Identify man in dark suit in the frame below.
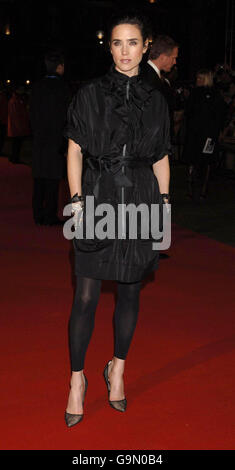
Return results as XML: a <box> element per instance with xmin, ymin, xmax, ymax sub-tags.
<box><xmin>30</xmin><ymin>50</ymin><xmax>70</xmax><ymax>225</ymax></box>
<box><xmin>143</xmin><ymin>36</ymin><xmax>178</xmax><ymax>259</ymax></box>
<box><xmin>143</xmin><ymin>35</ymin><xmax>178</xmax><ymax>141</ymax></box>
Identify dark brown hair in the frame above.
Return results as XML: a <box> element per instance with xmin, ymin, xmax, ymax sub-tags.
<box><xmin>149</xmin><ymin>35</ymin><xmax>178</xmax><ymax>60</ymax></box>
<box><xmin>107</xmin><ymin>9</ymin><xmax>151</xmax><ymax>44</ymax></box>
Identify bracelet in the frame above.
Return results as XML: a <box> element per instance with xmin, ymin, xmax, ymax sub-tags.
<box><xmin>71</xmin><ymin>201</ymin><xmax>84</xmax><ymax>216</ymax></box>
<box><xmin>161</xmin><ymin>193</ymin><xmax>170</xmax><ymax>202</ymax></box>
<box><xmin>70</xmin><ymin>193</ymin><xmax>84</xmax><ymax>203</ymax></box>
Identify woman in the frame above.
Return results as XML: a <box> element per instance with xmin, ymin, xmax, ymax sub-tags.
<box><xmin>63</xmin><ymin>12</ymin><xmax>171</xmax><ymax>427</ymax></box>
<box><xmin>8</xmin><ymin>87</ymin><xmax>31</xmax><ymax>164</ymax></box>
<box><xmin>183</xmin><ymin>69</ymin><xmax>227</xmax><ymax>201</ymax></box>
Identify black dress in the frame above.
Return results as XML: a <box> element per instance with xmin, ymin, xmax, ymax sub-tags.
<box><xmin>64</xmin><ymin>64</ymin><xmax>171</xmax><ymax>282</ymax></box>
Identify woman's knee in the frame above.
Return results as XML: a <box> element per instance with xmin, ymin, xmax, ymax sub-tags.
<box><xmin>117</xmin><ymin>281</ymin><xmax>141</xmax><ymax>304</ymax></box>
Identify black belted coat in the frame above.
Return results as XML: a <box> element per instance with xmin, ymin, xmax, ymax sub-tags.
<box><xmin>64</xmin><ymin>64</ymin><xmax>171</xmax><ymax>282</ymax></box>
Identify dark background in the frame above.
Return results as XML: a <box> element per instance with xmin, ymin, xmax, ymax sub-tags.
<box><xmin>0</xmin><ymin>0</ymin><xmax>230</xmax><ymax>84</ymax></box>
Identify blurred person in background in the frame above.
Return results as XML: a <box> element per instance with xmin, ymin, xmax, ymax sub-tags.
<box><xmin>30</xmin><ymin>50</ymin><xmax>70</xmax><ymax>226</ymax></box>
<box><xmin>142</xmin><ymin>35</ymin><xmax>178</xmax><ymax>259</ymax></box>
<box><xmin>220</xmin><ymin>94</ymin><xmax>235</xmax><ymax>172</ymax></box>
<box><xmin>214</xmin><ymin>65</ymin><xmax>234</xmax><ymax>105</ymax></box>
<box><xmin>183</xmin><ymin>69</ymin><xmax>227</xmax><ymax>202</ymax></box>
<box><xmin>143</xmin><ymin>35</ymin><xmax>178</xmax><ymax>144</ymax></box>
<box><xmin>7</xmin><ymin>86</ymin><xmax>31</xmax><ymax>164</ymax></box>
<box><xmin>173</xmin><ymin>83</ymin><xmax>191</xmax><ymax>161</ymax></box>
<box><xmin>0</xmin><ymin>85</ymin><xmax>8</xmax><ymax>155</ymax></box>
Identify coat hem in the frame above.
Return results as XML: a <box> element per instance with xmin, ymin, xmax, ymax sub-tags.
<box><xmin>74</xmin><ymin>255</ymin><xmax>159</xmax><ymax>282</ymax></box>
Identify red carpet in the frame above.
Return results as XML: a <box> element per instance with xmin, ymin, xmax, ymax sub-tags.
<box><xmin>1</xmin><ymin>158</ymin><xmax>235</xmax><ymax>450</ymax></box>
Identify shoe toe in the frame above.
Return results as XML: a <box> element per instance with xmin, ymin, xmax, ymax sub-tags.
<box><xmin>109</xmin><ymin>398</ymin><xmax>127</xmax><ymax>412</ymax></box>
<box><xmin>65</xmin><ymin>412</ymin><xmax>83</xmax><ymax>427</ymax></box>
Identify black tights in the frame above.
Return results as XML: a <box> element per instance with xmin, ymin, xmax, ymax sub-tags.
<box><xmin>69</xmin><ymin>276</ymin><xmax>142</xmax><ymax>371</ymax></box>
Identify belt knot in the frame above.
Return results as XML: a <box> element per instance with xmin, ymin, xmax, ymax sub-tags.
<box><xmin>84</xmin><ymin>153</ymin><xmax>134</xmax><ymax>199</ymax></box>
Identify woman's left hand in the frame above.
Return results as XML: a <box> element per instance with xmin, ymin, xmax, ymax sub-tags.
<box><xmin>71</xmin><ymin>201</ymin><xmax>84</xmax><ymax>231</ymax></box>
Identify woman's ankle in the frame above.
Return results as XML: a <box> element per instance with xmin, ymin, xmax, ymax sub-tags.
<box><xmin>70</xmin><ymin>370</ymin><xmax>85</xmax><ymax>387</ymax></box>
<box><xmin>110</xmin><ymin>357</ymin><xmax>125</xmax><ymax>374</ymax></box>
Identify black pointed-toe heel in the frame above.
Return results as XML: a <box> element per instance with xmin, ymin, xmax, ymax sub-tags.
<box><xmin>103</xmin><ymin>360</ymin><xmax>127</xmax><ymax>412</ymax></box>
<box><xmin>65</xmin><ymin>373</ymin><xmax>88</xmax><ymax>428</ymax></box>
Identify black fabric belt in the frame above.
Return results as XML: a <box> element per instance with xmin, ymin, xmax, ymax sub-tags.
<box><xmin>83</xmin><ymin>153</ymin><xmax>151</xmax><ymax>199</ymax></box>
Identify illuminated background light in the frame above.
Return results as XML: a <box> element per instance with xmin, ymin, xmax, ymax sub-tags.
<box><xmin>5</xmin><ymin>24</ymin><xmax>11</xmax><ymax>35</ymax></box>
<box><xmin>96</xmin><ymin>30</ymin><xmax>104</xmax><ymax>40</ymax></box>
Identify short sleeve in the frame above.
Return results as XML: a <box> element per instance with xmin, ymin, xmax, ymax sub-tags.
<box><xmin>63</xmin><ymin>87</ymin><xmax>88</xmax><ymax>151</ymax></box>
<box><xmin>151</xmin><ymin>95</ymin><xmax>172</xmax><ymax>165</ymax></box>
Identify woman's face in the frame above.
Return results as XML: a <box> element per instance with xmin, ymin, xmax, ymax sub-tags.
<box><xmin>196</xmin><ymin>74</ymin><xmax>206</xmax><ymax>87</ymax></box>
<box><xmin>110</xmin><ymin>23</ymin><xmax>148</xmax><ymax>77</ymax></box>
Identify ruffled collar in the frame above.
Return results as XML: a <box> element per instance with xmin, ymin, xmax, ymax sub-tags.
<box><xmin>99</xmin><ymin>62</ymin><xmax>155</xmax><ymax>150</ymax></box>
<box><xmin>101</xmin><ymin>63</ymin><xmax>154</xmax><ymax>111</ymax></box>
<box><xmin>108</xmin><ymin>63</ymin><xmax>142</xmax><ymax>84</ymax></box>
